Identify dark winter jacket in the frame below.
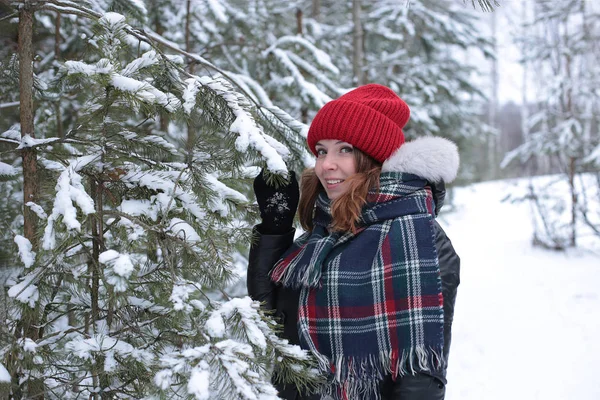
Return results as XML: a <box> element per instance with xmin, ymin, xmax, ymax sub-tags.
<box><xmin>247</xmin><ymin>137</ymin><xmax>460</xmax><ymax>399</ymax></box>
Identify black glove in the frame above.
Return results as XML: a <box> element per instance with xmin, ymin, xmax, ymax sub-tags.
<box><xmin>253</xmin><ymin>169</ymin><xmax>299</xmax><ymax>235</ymax></box>
<box><xmin>429</xmin><ymin>181</ymin><xmax>446</xmax><ymax>217</ymax></box>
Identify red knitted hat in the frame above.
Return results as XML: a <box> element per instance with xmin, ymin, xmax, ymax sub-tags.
<box><xmin>307</xmin><ymin>84</ymin><xmax>410</xmax><ymax>162</ymax></box>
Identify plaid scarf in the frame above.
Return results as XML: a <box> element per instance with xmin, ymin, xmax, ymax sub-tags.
<box><xmin>271</xmin><ymin>172</ymin><xmax>445</xmax><ymax>399</ymax></box>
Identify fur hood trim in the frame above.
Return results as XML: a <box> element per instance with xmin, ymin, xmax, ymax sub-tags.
<box><xmin>381</xmin><ymin>136</ymin><xmax>459</xmax><ymax>183</ymax></box>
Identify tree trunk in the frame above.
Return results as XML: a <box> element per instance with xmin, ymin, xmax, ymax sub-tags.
<box><xmin>88</xmin><ymin>178</ymin><xmax>101</xmax><ymax>400</ymax></box>
<box><xmin>185</xmin><ymin>0</ymin><xmax>195</xmax><ymax>156</ymax></box>
<box><xmin>54</xmin><ymin>12</ymin><xmax>64</xmax><ymax>138</ymax></box>
<box><xmin>488</xmin><ymin>10</ymin><xmax>499</xmax><ymax>179</ymax></box>
<box><xmin>312</xmin><ymin>0</ymin><xmax>321</xmax><ymax>22</ymax></box>
<box><xmin>562</xmin><ymin>17</ymin><xmax>577</xmax><ymax>248</ymax></box>
<box><xmin>520</xmin><ymin>1</ymin><xmax>529</xmax><ymax>145</ymax></box>
<box><xmin>568</xmin><ymin>156</ymin><xmax>577</xmax><ymax>247</ymax></box>
<box><xmin>185</xmin><ymin>0</ymin><xmax>193</xmax><ymax>74</ymax></box>
<box><xmin>296</xmin><ymin>7</ymin><xmax>303</xmax><ymax>35</ymax></box>
<box><xmin>297</xmin><ymin>8</ymin><xmax>308</xmax><ymax>123</ymax></box>
<box><xmin>54</xmin><ymin>12</ymin><xmax>60</xmax><ymax>59</ymax></box>
<box><xmin>580</xmin><ymin>0</ymin><xmax>592</xmax><ymax>150</ymax></box>
<box><xmin>17</xmin><ymin>5</ymin><xmax>44</xmax><ymax>399</ymax></box>
<box><xmin>352</xmin><ymin>0</ymin><xmax>364</xmax><ymax>86</ymax></box>
<box><xmin>519</xmin><ymin>1</ymin><xmax>533</xmax><ymax>177</ymax></box>
<box><xmin>20</xmin><ymin>4</ymin><xmax>38</xmax><ymax>249</ymax></box>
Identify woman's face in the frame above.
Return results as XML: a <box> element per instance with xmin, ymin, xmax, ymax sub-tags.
<box><xmin>314</xmin><ymin>140</ymin><xmax>358</xmax><ymax>200</ymax></box>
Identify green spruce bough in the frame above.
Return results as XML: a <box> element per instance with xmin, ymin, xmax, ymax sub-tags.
<box><xmin>2</xmin><ymin>12</ymin><xmax>321</xmax><ymax>399</ymax></box>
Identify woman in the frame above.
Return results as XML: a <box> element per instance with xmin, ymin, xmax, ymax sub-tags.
<box><xmin>248</xmin><ymin>84</ymin><xmax>460</xmax><ymax>400</ymax></box>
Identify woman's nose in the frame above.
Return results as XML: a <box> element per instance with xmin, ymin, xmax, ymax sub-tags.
<box><xmin>322</xmin><ymin>154</ymin><xmax>337</xmax><ymax>170</ymax></box>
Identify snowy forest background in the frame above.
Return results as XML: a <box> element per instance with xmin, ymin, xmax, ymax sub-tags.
<box><xmin>0</xmin><ymin>0</ymin><xmax>599</xmax><ymax>399</ymax></box>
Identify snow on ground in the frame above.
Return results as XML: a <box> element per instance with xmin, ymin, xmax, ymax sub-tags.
<box><xmin>442</xmin><ymin>178</ymin><xmax>600</xmax><ymax>400</ymax></box>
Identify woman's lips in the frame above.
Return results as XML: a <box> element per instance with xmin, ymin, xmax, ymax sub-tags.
<box><xmin>325</xmin><ymin>179</ymin><xmax>344</xmax><ymax>189</ymax></box>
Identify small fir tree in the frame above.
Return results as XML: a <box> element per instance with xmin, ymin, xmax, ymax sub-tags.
<box><xmin>1</xmin><ymin>9</ymin><xmax>321</xmax><ymax>399</ymax></box>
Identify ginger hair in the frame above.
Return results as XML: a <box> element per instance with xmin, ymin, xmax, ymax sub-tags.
<box><xmin>298</xmin><ymin>149</ymin><xmax>381</xmax><ymax>233</ymax></box>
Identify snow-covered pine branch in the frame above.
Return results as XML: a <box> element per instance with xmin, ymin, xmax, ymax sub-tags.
<box><xmin>155</xmin><ymin>297</ymin><xmax>322</xmax><ymax>400</ymax></box>
<box><xmin>266</xmin><ymin>48</ymin><xmax>331</xmax><ymax>108</ymax></box>
<box><xmin>264</xmin><ymin>35</ymin><xmax>340</xmax><ymax>75</ymax></box>
<box><xmin>182</xmin><ymin>75</ymin><xmax>290</xmax><ymax>174</ymax></box>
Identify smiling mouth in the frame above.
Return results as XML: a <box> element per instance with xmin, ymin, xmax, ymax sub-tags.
<box><xmin>325</xmin><ymin>179</ymin><xmax>344</xmax><ymax>185</ymax></box>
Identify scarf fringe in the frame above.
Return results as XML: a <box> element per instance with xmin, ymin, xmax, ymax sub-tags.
<box><xmin>313</xmin><ymin>346</ymin><xmax>445</xmax><ymax>400</ymax></box>
<box><xmin>271</xmin><ymin>239</ymin><xmax>326</xmax><ymax>289</ymax></box>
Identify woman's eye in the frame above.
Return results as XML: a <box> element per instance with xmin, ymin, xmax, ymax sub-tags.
<box><xmin>316</xmin><ymin>149</ymin><xmax>326</xmax><ymax>156</ymax></box>
<box><xmin>340</xmin><ymin>146</ymin><xmax>353</xmax><ymax>153</ymax></box>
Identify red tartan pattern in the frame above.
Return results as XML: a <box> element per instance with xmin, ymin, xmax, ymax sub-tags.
<box><xmin>271</xmin><ymin>172</ymin><xmax>445</xmax><ymax>400</ymax></box>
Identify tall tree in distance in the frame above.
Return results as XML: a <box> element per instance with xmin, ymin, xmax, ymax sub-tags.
<box><xmin>487</xmin><ymin>8</ymin><xmax>499</xmax><ymax>179</ymax></box>
<box><xmin>503</xmin><ymin>0</ymin><xmax>600</xmax><ymax>249</ymax></box>
<box><xmin>352</xmin><ymin>0</ymin><xmax>364</xmax><ymax>86</ymax></box>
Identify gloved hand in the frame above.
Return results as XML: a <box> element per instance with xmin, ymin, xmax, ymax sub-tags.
<box><xmin>253</xmin><ymin>169</ymin><xmax>299</xmax><ymax>235</ymax></box>
<box><xmin>429</xmin><ymin>181</ymin><xmax>446</xmax><ymax>217</ymax></box>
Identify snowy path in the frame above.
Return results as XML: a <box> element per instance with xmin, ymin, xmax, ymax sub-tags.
<box><xmin>442</xmin><ymin>180</ymin><xmax>600</xmax><ymax>400</ymax></box>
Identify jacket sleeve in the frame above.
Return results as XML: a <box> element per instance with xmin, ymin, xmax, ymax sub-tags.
<box><xmin>433</xmin><ymin>220</ymin><xmax>460</xmax><ymax>376</ymax></box>
<box><xmin>247</xmin><ymin>225</ymin><xmax>296</xmax><ymax>311</ymax></box>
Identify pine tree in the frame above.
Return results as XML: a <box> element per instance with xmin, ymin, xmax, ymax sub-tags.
<box><xmin>1</xmin><ymin>3</ymin><xmax>321</xmax><ymax>398</ymax></box>
<box><xmin>502</xmin><ymin>0</ymin><xmax>600</xmax><ymax>249</ymax></box>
